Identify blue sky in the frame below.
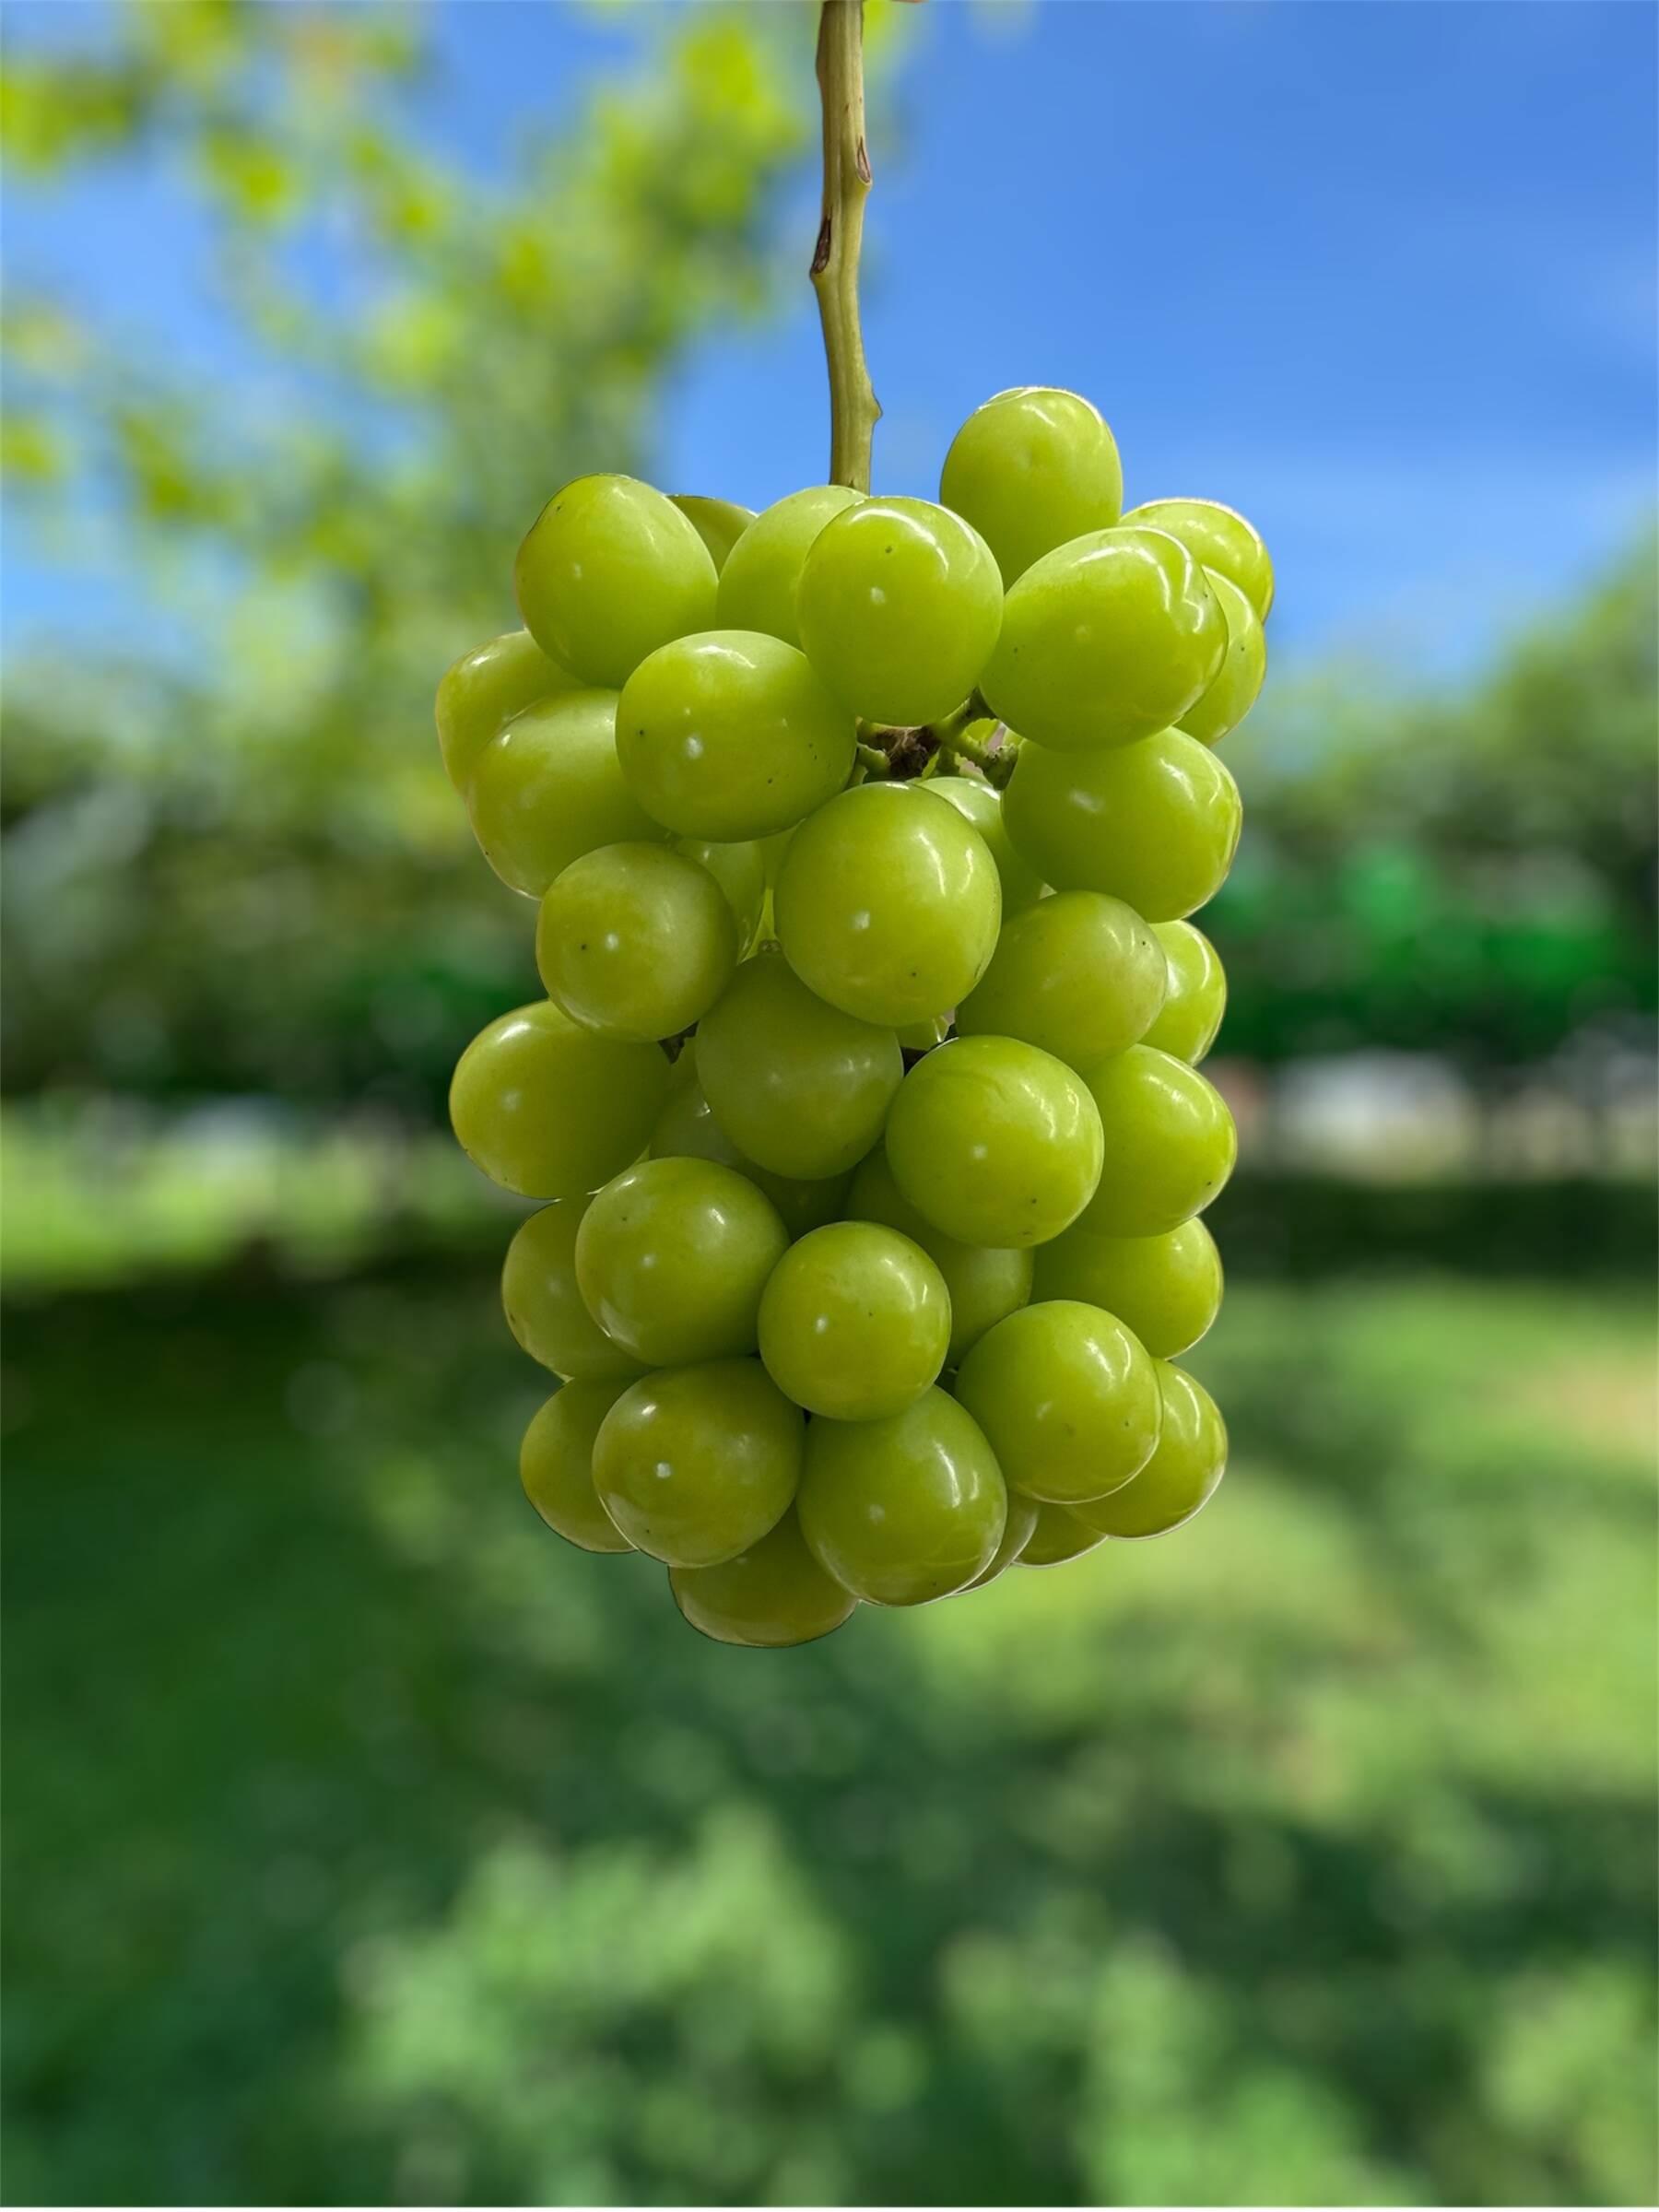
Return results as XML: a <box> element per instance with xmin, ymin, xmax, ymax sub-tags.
<box><xmin>6</xmin><ymin>0</ymin><xmax>1655</xmax><ymax>681</ymax></box>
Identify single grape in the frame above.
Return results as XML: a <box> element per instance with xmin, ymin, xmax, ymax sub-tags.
<box><xmin>449</xmin><ymin>1000</ymin><xmax>669</xmax><ymax>1199</ymax></box>
<box><xmin>844</xmin><ymin>1147</ymin><xmax>1032</xmax><ymax>1365</ymax></box>
<box><xmin>938</xmin><ymin>385</ymin><xmax>1123</xmax><ymax>584</ymax></box>
<box><xmin>501</xmin><ymin>1200</ymin><xmax>649</xmax><ymax>1382</ymax></box>
<box><xmin>982</xmin><ymin>525</ymin><xmax>1227</xmax><ymax>752</ymax></box>
<box><xmin>674</xmin><ymin>835</ymin><xmax>768</xmax><ymax>952</ymax></box>
<box><xmin>649</xmin><ymin>1048</ymin><xmax>850</xmax><ymax>1238</ymax></box>
<box><xmin>593</xmin><ymin>1358</ymin><xmax>802</xmax><ymax>1568</ymax></box>
<box><xmin>514</xmin><ymin>473</ymin><xmax>717</xmax><ymax>687</ymax></box>
<box><xmin>955</xmin><ymin>1299</ymin><xmax>1161</xmax><ymax>1504</ymax></box>
<box><xmin>795</xmin><ymin>496</ymin><xmax>1004</xmax><ymax>726</ymax></box>
<box><xmin>715</xmin><ymin>484</ymin><xmax>864</xmax><ymax>647</ymax></box>
<box><xmin>669</xmin><ymin>1507</ymin><xmax>857</xmax><ymax>1648</ymax></box>
<box><xmin>883</xmin><ymin>1035</ymin><xmax>1102</xmax><ymax>1250</ymax></box>
<box><xmin>966</xmin><ymin>1486</ymin><xmax>1041</xmax><ymax>1588</ymax></box>
<box><xmin>1017</xmin><ymin>1500</ymin><xmax>1109</xmax><ymax>1568</ymax></box>
<box><xmin>758</xmin><ymin>1220</ymin><xmax>950</xmax><ymax>1420</ymax></box>
<box><xmin>925</xmin><ymin>772</ymin><xmax>1046</xmax><ymax>916</ymax></box>
<box><xmin>1069</xmin><ymin>1362</ymin><xmax>1228</xmax><ymax>1539</ymax></box>
<box><xmin>1080</xmin><ymin>1045</ymin><xmax>1238</xmax><ymax>1237</ymax></box>
<box><xmin>536</xmin><ymin>841</ymin><xmax>736</xmax><ymax>1043</ymax></box>
<box><xmin>467</xmin><ymin>689</ymin><xmax>662</xmax><ymax>900</ymax></box>
<box><xmin>956</xmin><ymin>889</ymin><xmax>1168</xmax><ymax>1070</ymax></box>
<box><xmin>670</xmin><ymin>494</ymin><xmax>756</xmax><ymax>573</ymax></box>
<box><xmin>1144</xmin><ymin>921</ymin><xmax>1227</xmax><ymax>1065</ymax></box>
<box><xmin>774</xmin><ymin>782</ymin><xmax>1001</xmax><ymax>1028</ymax></box>
<box><xmin>575</xmin><ymin>1157</ymin><xmax>788</xmax><ymax>1368</ymax></box>
<box><xmin>1179</xmin><ymin>570</ymin><xmax>1266</xmax><ymax>746</ymax></box>
<box><xmin>1121</xmin><ymin>496</ymin><xmax>1274</xmax><ymax>621</ymax></box>
<box><xmin>520</xmin><ymin>1381</ymin><xmax>635</xmax><ymax>1554</ymax></box>
<box><xmin>1031</xmin><ymin>1217</ymin><xmax>1223</xmax><ymax>1359</ymax></box>
<box><xmin>617</xmin><ymin>630</ymin><xmax>856</xmax><ymax>841</ymax></box>
<box><xmin>796</xmin><ymin>1387</ymin><xmax>1006</xmax><ymax>1606</ymax></box>
<box><xmin>435</xmin><ymin>628</ymin><xmax>579</xmax><ymax>792</ymax></box>
<box><xmin>1003</xmin><ymin>726</ymin><xmax>1241</xmax><ymax>922</ymax></box>
<box><xmin>697</xmin><ymin>950</ymin><xmax>902</xmax><ymax>1181</ymax></box>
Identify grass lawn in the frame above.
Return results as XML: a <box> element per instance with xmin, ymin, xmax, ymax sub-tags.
<box><xmin>4</xmin><ymin>1261</ymin><xmax>1654</xmax><ymax>2206</ymax></box>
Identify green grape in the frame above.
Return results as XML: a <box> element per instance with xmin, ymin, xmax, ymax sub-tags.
<box><xmin>926</xmin><ymin>773</ymin><xmax>1046</xmax><ymax>915</ymax></box>
<box><xmin>449</xmin><ymin>1000</ymin><xmax>669</xmax><ymax>1200</ymax></box>
<box><xmin>649</xmin><ymin>1048</ymin><xmax>849</xmax><ymax>1238</ymax></box>
<box><xmin>514</xmin><ymin>473</ymin><xmax>718</xmax><ymax>687</ymax></box>
<box><xmin>670</xmin><ymin>1507</ymin><xmax>857</xmax><ymax>1648</ymax></box>
<box><xmin>593</xmin><ymin>1357</ymin><xmax>802</xmax><ymax>1568</ymax></box>
<box><xmin>467</xmin><ymin>689</ymin><xmax>662</xmax><ymax>900</ymax></box>
<box><xmin>675</xmin><ymin>835</ymin><xmax>768</xmax><ymax>952</ymax></box>
<box><xmin>1144</xmin><ymin>921</ymin><xmax>1227</xmax><ymax>1065</ymax></box>
<box><xmin>617</xmin><ymin>630</ymin><xmax>856</xmax><ymax>841</ymax></box>
<box><xmin>795</xmin><ymin>497</ymin><xmax>1004</xmax><ymax>726</ymax></box>
<box><xmin>715</xmin><ymin>484</ymin><xmax>864</xmax><ymax>647</ymax></box>
<box><xmin>796</xmin><ymin>1387</ymin><xmax>1006</xmax><ymax>1606</ymax></box>
<box><xmin>575</xmin><ymin>1157</ymin><xmax>788</xmax><ymax>1368</ymax></box>
<box><xmin>1121</xmin><ymin>496</ymin><xmax>1274</xmax><ymax>621</ymax></box>
<box><xmin>883</xmin><ymin>1035</ymin><xmax>1102</xmax><ymax>1250</ymax></box>
<box><xmin>844</xmin><ymin>1147</ymin><xmax>1032</xmax><ymax>1365</ymax></box>
<box><xmin>1179</xmin><ymin>570</ymin><xmax>1266</xmax><ymax>746</ymax></box>
<box><xmin>956</xmin><ymin>889</ymin><xmax>1168</xmax><ymax>1070</ymax></box>
<box><xmin>1069</xmin><ymin>1361</ymin><xmax>1228</xmax><ymax>1539</ymax></box>
<box><xmin>982</xmin><ymin>525</ymin><xmax>1227</xmax><ymax>752</ymax></box>
<box><xmin>670</xmin><ymin>494</ymin><xmax>756</xmax><ymax>573</ymax></box>
<box><xmin>520</xmin><ymin>1381</ymin><xmax>635</xmax><ymax>1554</ymax></box>
<box><xmin>895</xmin><ymin>1012</ymin><xmax>952</xmax><ymax>1053</ymax></box>
<box><xmin>435</xmin><ymin>628</ymin><xmax>579</xmax><ymax>793</ymax></box>
<box><xmin>1018</xmin><ymin>1500</ymin><xmax>1109</xmax><ymax>1568</ymax></box>
<box><xmin>1080</xmin><ymin>1044</ymin><xmax>1238</xmax><ymax>1236</ymax></box>
<box><xmin>758</xmin><ymin>827</ymin><xmax>795</xmax><ymax>885</ymax></box>
<box><xmin>535</xmin><ymin>841</ymin><xmax>736</xmax><ymax>1042</ymax></box>
<box><xmin>1003</xmin><ymin>726</ymin><xmax>1241</xmax><ymax>922</ymax></box>
<box><xmin>501</xmin><ymin>1201</ymin><xmax>649</xmax><ymax>1382</ymax></box>
<box><xmin>697</xmin><ymin>950</ymin><xmax>902</xmax><ymax>1181</ymax></box>
<box><xmin>774</xmin><ymin>782</ymin><xmax>1002</xmax><ymax>1028</ymax></box>
<box><xmin>955</xmin><ymin>1298</ymin><xmax>1161</xmax><ymax>1504</ymax></box>
<box><xmin>1031</xmin><ymin>1217</ymin><xmax>1223</xmax><ymax>1359</ymax></box>
<box><xmin>967</xmin><ymin>1485</ymin><xmax>1041</xmax><ymax>1587</ymax></box>
<box><xmin>938</xmin><ymin>385</ymin><xmax>1123</xmax><ymax>584</ymax></box>
<box><xmin>758</xmin><ymin>1220</ymin><xmax>950</xmax><ymax>1420</ymax></box>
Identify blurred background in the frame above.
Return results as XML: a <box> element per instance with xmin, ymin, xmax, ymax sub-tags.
<box><xmin>2</xmin><ymin>1</ymin><xmax>1654</xmax><ymax>2204</ymax></box>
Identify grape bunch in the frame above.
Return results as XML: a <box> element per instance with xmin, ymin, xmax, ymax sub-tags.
<box><xmin>438</xmin><ymin>385</ymin><xmax>1270</xmax><ymax>1648</ymax></box>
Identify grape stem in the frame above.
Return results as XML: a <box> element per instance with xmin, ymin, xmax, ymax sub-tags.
<box><xmin>812</xmin><ymin>0</ymin><xmax>880</xmax><ymax>493</ymax></box>
<box><xmin>857</xmin><ymin>699</ymin><xmax>1016</xmax><ymax>787</ymax></box>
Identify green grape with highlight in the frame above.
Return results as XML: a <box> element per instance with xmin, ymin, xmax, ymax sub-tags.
<box><xmin>1003</xmin><ymin>725</ymin><xmax>1242</xmax><ymax>922</ymax></box>
<box><xmin>1144</xmin><ymin>921</ymin><xmax>1227</xmax><ymax>1065</ymax></box>
<box><xmin>520</xmin><ymin>1382</ymin><xmax>635</xmax><ymax>1554</ymax></box>
<box><xmin>758</xmin><ymin>1220</ymin><xmax>950</xmax><ymax>1420</ymax></box>
<box><xmin>675</xmin><ymin>835</ymin><xmax>768</xmax><ymax>952</ymax></box>
<box><xmin>436</xmin><ymin>628</ymin><xmax>579</xmax><ymax>792</ymax></box>
<box><xmin>1121</xmin><ymin>496</ymin><xmax>1274</xmax><ymax>621</ymax></box>
<box><xmin>575</xmin><ymin>1157</ymin><xmax>788</xmax><ymax>1368</ymax></box>
<box><xmin>467</xmin><ymin>689</ymin><xmax>662</xmax><ymax>900</ymax></box>
<box><xmin>955</xmin><ymin>1298</ymin><xmax>1161</xmax><ymax>1504</ymax></box>
<box><xmin>774</xmin><ymin>781</ymin><xmax>1002</xmax><ymax>1028</ymax></box>
<box><xmin>594</xmin><ymin>1358</ymin><xmax>802</xmax><ymax>1569</ymax></box>
<box><xmin>967</xmin><ymin>1486</ymin><xmax>1041</xmax><ymax>1588</ymax></box>
<box><xmin>1179</xmin><ymin>569</ymin><xmax>1266</xmax><ymax>746</ymax></box>
<box><xmin>939</xmin><ymin>385</ymin><xmax>1123</xmax><ymax>584</ymax></box>
<box><xmin>796</xmin><ymin>1387</ymin><xmax>1006</xmax><ymax>1606</ymax></box>
<box><xmin>1081</xmin><ymin>1045</ymin><xmax>1238</xmax><ymax>1237</ymax></box>
<box><xmin>1031</xmin><ymin>1216</ymin><xmax>1223</xmax><ymax>1359</ymax></box>
<box><xmin>670</xmin><ymin>494</ymin><xmax>756</xmax><ymax>573</ymax></box>
<box><xmin>981</xmin><ymin>524</ymin><xmax>1227</xmax><ymax>752</ymax></box>
<box><xmin>883</xmin><ymin>1034</ymin><xmax>1103</xmax><ymax>1250</ymax></box>
<box><xmin>449</xmin><ymin>1000</ymin><xmax>669</xmax><ymax>1200</ymax></box>
<box><xmin>501</xmin><ymin>1201</ymin><xmax>649</xmax><ymax>1382</ymax></box>
<box><xmin>536</xmin><ymin>841</ymin><xmax>736</xmax><ymax>1042</ymax></box>
<box><xmin>843</xmin><ymin>1147</ymin><xmax>1032</xmax><ymax>1365</ymax></box>
<box><xmin>670</xmin><ymin>1508</ymin><xmax>857</xmax><ymax>1648</ymax></box>
<box><xmin>1069</xmin><ymin>1361</ymin><xmax>1228</xmax><ymax>1538</ymax></box>
<box><xmin>617</xmin><ymin>630</ymin><xmax>856</xmax><ymax>841</ymax></box>
<box><xmin>925</xmin><ymin>772</ymin><xmax>1046</xmax><ymax>915</ymax></box>
<box><xmin>714</xmin><ymin>484</ymin><xmax>863</xmax><ymax>646</ymax></box>
<box><xmin>649</xmin><ymin>1048</ymin><xmax>849</xmax><ymax>1238</ymax></box>
<box><xmin>1018</xmin><ymin>1500</ymin><xmax>1109</xmax><ymax>1568</ymax></box>
<box><xmin>956</xmin><ymin>889</ymin><xmax>1167</xmax><ymax>1070</ymax></box>
<box><xmin>515</xmin><ymin>473</ymin><xmax>717</xmax><ymax>687</ymax></box>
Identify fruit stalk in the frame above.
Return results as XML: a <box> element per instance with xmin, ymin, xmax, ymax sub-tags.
<box><xmin>811</xmin><ymin>0</ymin><xmax>880</xmax><ymax>493</ymax></box>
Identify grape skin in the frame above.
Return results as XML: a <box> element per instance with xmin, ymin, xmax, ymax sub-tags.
<box><xmin>954</xmin><ymin>1299</ymin><xmax>1162</xmax><ymax>1505</ymax></box>
<box><xmin>669</xmin><ymin>1509</ymin><xmax>856</xmax><ymax>1648</ymax></box>
<box><xmin>536</xmin><ymin>841</ymin><xmax>737</xmax><ymax>1043</ymax></box>
<box><xmin>449</xmin><ymin>1000</ymin><xmax>669</xmax><ymax>1201</ymax></box>
<box><xmin>520</xmin><ymin>1382</ymin><xmax>636</xmax><ymax>1554</ymax></box>
<box><xmin>501</xmin><ymin>1201</ymin><xmax>649</xmax><ymax>1382</ymax></box>
<box><xmin>939</xmin><ymin>385</ymin><xmax>1123</xmax><ymax>586</ymax></box>
<box><xmin>467</xmin><ymin>690</ymin><xmax>663</xmax><ymax>900</ymax></box>
<box><xmin>435</xmin><ymin>627</ymin><xmax>579</xmax><ymax>792</ymax></box>
<box><xmin>515</xmin><ymin>472</ymin><xmax>717</xmax><ymax>687</ymax></box>
<box><xmin>593</xmin><ymin>1358</ymin><xmax>803</xmax><ymax>1570</ymax></box>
